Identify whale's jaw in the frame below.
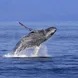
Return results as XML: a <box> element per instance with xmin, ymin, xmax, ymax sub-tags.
<box><xmin>45</xmin><ymin>27</ymin><xmax>56</xmax><ymax>39</ymax></box>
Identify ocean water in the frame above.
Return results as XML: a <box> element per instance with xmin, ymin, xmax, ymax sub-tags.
<box><xmin>0</xmin><ymin>21</ymin><xmax>78</xmax><ymax>78</ymax></box>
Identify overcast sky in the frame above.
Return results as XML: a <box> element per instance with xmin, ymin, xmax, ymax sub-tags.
<box><xmin>0</xmin><ymin>0</ymin><xmax>78</xmax><ymax>21</ymax></box>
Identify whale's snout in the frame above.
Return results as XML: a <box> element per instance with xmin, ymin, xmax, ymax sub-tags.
<box><xmin>45</xmin><ymin>27</ymin><xmax>57</xmax><ymax>38</ymax></box>
<box><xmin>50</xmin><ymin>27</ymin><xmax>57</xmax><ymax>33</ymax></box>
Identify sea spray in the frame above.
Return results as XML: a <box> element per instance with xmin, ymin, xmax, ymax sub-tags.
<box><xmin>3</xmin><ymin>44</ymin><xmax>49</xmax><ymax>57</ymax></box>
<box><xmin>38</xmin><ymin>44</ymin><xmax>49</xmax><ymax>56</ymax></box>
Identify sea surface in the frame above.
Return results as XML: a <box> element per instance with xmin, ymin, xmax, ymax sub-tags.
<box><xmin>0</xmin><ymin>21</ymin><xmax>78</xmax><ymax>78</ymax></box>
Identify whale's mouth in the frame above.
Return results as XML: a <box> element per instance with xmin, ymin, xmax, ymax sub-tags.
<box><xmin>3</xmin><ymin>44</ymin><xmax>50</xmax><ymax>58</ymax></box>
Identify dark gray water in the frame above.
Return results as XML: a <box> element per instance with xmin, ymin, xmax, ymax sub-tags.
<box><xmin>0</xmin><ymin>22</ymin><xmax>78</xmax><ymax>78</ymax></box>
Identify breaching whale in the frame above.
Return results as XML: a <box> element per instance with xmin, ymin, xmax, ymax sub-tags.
<box><xmin>13</xmin><ymin>22</ymin><xmax>56</xmax><ymax>56</ymax></box>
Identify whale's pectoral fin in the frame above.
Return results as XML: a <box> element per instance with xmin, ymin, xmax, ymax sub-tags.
<box><xmin>13</xmin><ymin>44</ymin><xmax>22</xmax><ymax>55</ymax></box>
<box><xmin>19</xmin><ymin>22</ymin><xmax>33</xmax><ymax>31</ymax></box>
<box><xmin>13</xmin><ymin>49</ymin><xmax>19</xmax><ymax>55</ymax></box>
<box><xmin>33</xmin><ymin>45</ymin><xmax>41</xmax><ymax>57</ymax></box>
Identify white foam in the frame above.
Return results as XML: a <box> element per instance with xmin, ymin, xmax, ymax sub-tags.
<box><xmin>3</xmin><ymin>44</ymin><xmax>49</xmax><ymax>58</ymax></box>
<box><xmin>3</xmin><ymin>53</ymin><xmax>28</xmax><ymax>58</ymax></box>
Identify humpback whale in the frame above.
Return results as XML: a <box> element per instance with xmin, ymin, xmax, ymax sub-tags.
<box><xmin>13</xmin><ymin>22</ymin><xmax>56</xmax><ymax>56</ymax></box>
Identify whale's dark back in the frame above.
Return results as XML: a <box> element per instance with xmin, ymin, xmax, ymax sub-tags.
<box><xmin>13</xmin><ymin>30</ymin><xmax>46</xmax><ymax>52</ymax></box>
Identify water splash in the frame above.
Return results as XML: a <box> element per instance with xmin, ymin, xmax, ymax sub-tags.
<box><xmin>3</xmin><ymin>44</ymin><xmax>49</xmax><ymax>58</ymax></box>
<box><xmin>3</xmin><ymin>53</ymin><xmax>27</xmax><ymax>57</ymax></box>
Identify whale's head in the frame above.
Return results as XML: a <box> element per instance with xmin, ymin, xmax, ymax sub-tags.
<box><xmin>45</xmin><ymin>27</ymin><xmax>56</xmax><ymax>39</ymax></box>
